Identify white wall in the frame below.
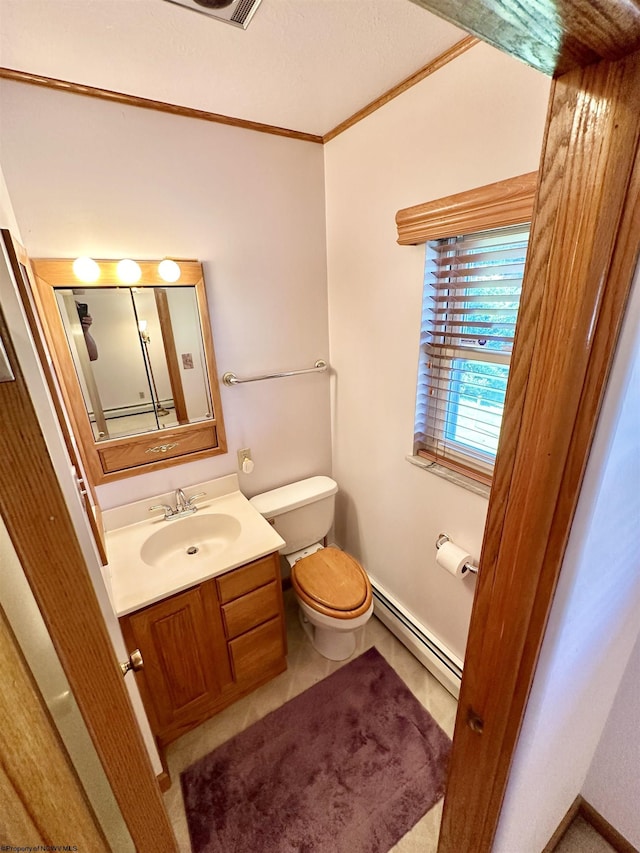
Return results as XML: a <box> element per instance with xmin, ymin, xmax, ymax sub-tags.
<box><xmin>494</xmin><ymin>269</ymin><xmax>640</xmax><ymax>852</ymax></box>
<box><xmin>0</xmin><ymin>165</ymin><xmax>21</xmax><ymax>238</ymax></box>
<box><xmin>0</xmin><ymin>79</ymin><xmax>331</xmax><ymax>509</ymax></box>
<box><xmin>323</xmin><ymin>42</ymin><xmax>550</xmax><ymax>660</ymax></box>
<box><xmin>582</xmin><ymin>629</ymin><xmax>640</xmax><ymax>847</ymax></box>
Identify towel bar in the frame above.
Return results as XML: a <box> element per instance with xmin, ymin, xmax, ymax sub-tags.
<box><xmin>222</xmin><ymin>359</ymin><xmax>328</xmax><ymax>387</ymax></box>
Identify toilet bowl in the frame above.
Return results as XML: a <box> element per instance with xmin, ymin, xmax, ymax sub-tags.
<box><xmin>289</xmin><ymin>546</ymin><xmax>373</xmax><ymax>660</ymax></box>
<box><xmin>249</xmin><ymin>476</ymin><xmax>374</xmax><ymax>661</ymax></box>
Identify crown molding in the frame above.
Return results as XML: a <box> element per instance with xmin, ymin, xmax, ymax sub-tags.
<box><xmin>323</xmin><ymin>36</ymin><xmax>478</xmax><ymax>143</ymax></box>
<box><xmin>0</xmin><ymin>37</ymin><xmax>478</xmax><ymax>146</ymax></box>
<box><xmin>0</xmin><ymin>67</ymin><xmax>324</xmax><ymax>144</ymax></box>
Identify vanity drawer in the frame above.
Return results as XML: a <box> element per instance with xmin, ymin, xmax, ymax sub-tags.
<box><xmin>228</xmin><ymin>617</ymin><xmax>285</xmax><ymax>683</ymax></box>
<box><xmin>216</xmin><ymin>554</ymin><xmax>278</xmax><ymax>603</ymax></box>
<box><xmin>97</xmin><ymin>424</ymin><xmax>218</xmax><ymax>474</ymax></box>
<box><xmin>221</xmin><ymin>581</ymin><xmax>280</xmax><ymax>640</ymax></box>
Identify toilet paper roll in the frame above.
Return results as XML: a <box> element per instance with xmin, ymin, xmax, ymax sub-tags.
<box><xmin>436</xmin><ymin>540</ymin><xmax>471</xmax><ymax>577</ymax></box>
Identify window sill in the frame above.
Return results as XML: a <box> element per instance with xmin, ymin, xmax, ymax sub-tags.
<box><xmin>406</xmin><ymin>455</ymin><xmax>491</xmax><ymax>500</ymax></box>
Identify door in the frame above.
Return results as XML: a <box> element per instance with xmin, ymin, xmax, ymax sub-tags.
<box><xmin>0</xmin><ymin>513</ymin><xmax>132</xmax><ymax>849</ymax></box>
<box><xmin>0</xmin><ymin>242</ymin><xmax>178</xmax><ymax>850</ymax></box>
<box><xmin>0</xmin><ymin>600</ymin><xmax>109</xmax><ymax>848</ymax></box>
<box><xmin>121</xmin><ymin>583</ymin><xmax>231</xmax><ymax>741</ymax></box>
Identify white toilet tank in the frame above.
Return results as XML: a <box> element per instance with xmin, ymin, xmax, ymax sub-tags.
<box><xmin>249</xmin><ymin>476</ymin><xmax>338</xmax><ymax>555</ymax></box>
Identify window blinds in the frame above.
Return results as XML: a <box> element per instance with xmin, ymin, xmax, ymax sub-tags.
<box><xmin>415</xmin><ymin>223</ymin><xmax>530</xmax><ymax>482</ymax></box>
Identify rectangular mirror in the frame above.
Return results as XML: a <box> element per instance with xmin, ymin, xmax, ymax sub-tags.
<box><xmin>32</xmin><ymin>258</ymin><xmax>227</xmax><ymax>484</ymax></box>
<box><xmin>54</xmin><ymin>285</ymin><xmax>212</xmax><ymax>441</ymax></box>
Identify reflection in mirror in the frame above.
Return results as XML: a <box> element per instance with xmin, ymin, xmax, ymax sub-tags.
<box><xmin>54</xmin><ymin>285</ymin><xmax>213</xmax><ymax>441</ymax></box>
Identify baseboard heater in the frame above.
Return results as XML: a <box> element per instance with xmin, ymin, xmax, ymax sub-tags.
<box><xmin>371</xmin><ymin>579</ymin><xmax>462</xmax><ymax>699</ymax></box>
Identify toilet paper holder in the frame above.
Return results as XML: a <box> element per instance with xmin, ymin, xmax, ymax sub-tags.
<box><xmin>435</xmin><ymin>533</ymin><xmax>479</xmax><ymax>575</ymax></box>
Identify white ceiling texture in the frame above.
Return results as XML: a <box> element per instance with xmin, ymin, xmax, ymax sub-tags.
<box><xmin>0</xmin><ymin>0</ymin><xmax>465</xmax><ymax>136</ymax></box>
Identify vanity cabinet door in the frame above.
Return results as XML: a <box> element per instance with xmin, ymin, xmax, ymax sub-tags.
<box><xmin>119</xmin><ymin>552</ymin><xmax>287</xmax><ymax>753</ymax></box>
<box><xmin>120</xmin><ymin>582</ymin><xmax>232</xmax><ymax>743</ymax></box>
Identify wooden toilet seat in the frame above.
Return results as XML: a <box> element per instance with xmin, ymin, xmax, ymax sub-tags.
<box><xmin>291</xmin><ymin>547</ymin><xmax>372</xmax><ymax>620</ymax></box>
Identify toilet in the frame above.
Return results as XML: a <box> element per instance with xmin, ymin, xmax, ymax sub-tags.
<box><xmin>250</xmin><ymin>476</ymin><xmax>373</xmax><ymax>661</ymax></box>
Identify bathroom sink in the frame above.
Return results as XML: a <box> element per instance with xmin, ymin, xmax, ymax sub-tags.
<box><xmin>140</xmin><ymin>513</ymin><xmax>242</xmax><ymax>570</ymax></box>
<box><xmin>104</xmin><ymin>475</ymin><xmax>286</xmax><ymax>616</ymax></box>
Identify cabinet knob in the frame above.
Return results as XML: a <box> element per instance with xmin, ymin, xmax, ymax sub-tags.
<box><xmin>120</xmin><ymin>648</ymin><xmax>144</xmax><ymax>676</ymax></box>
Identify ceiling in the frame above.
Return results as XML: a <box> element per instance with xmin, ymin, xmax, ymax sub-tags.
<box><xmin>0</xmin><ymin>0</ymin><xmax>465</xmax><ymax>136</ymax></box>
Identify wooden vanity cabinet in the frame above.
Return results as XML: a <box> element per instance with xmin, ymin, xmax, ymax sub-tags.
<box><xmin>119</xmin><ymin>552</ymin><xmax>287</xmax><ymax>749</ymax></box>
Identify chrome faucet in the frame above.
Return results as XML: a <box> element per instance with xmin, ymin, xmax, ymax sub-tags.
<box><xmin>175</xmin><ymin>488</ymin><xmax>189</xmax><ymax>511</ymax></box>
<box><xmin>149</xmin><ymin>489</ymin><xmax>206</xmax><ymax>520</ymax></box>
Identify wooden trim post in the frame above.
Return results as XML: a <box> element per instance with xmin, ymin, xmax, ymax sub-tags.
<box><xmin>438</xmin><ymin>48</ymin><xmax>640</xmax><ymax>853</ymax></box>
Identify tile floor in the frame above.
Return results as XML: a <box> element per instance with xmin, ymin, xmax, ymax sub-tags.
<box><xmin>163</xmin><ymin>588</ymin><xmax>459</xmax><ymax>852</ymax></box>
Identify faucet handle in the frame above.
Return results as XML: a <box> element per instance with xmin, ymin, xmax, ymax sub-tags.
<box><xmin>149</xmin><ymin>504</ymin><xmax>173</xmax><ymax>516</ymax></box>
<box><xmin>186</xmin><ymin>492</ymin><xmax>206</xmax><ymax>506</ymax></box>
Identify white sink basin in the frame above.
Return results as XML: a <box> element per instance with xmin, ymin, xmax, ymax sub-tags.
<box><xmin>104</xmin><ymin>477</ymin><xmax>285</xmax><ymax>616</ymax></box>
<box><xmin>140</xmin><ymin>513</ymin><xmax>242</xmax><ymax>570</ymax></box>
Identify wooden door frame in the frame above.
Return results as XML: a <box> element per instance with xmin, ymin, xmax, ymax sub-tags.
<box><xmin>2</xmin><ymin>231</ymin><xmax>109</xmax><ymax>564</ymax></box>
<box><xmin>415</xmin><ymin>7</ymin><xmax>640</xmax><ymax>853</ymax></box>
<box><xmin>0</xmin><ymin>274</ymin><xmax>177</xmax><ymax>848</ymax></box>
<box><xmin>154</xmin><ymin>287</ymin><xmax>189</xmax><ymax>425</ymax></box>
<box><xmin>410</xmin><ymin>0</ymin><xmax>640</xmax><ymax>77</ymax></box>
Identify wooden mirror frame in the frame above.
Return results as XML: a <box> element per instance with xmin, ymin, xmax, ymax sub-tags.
<box><xmin>31</xmin><ymin>258</ymin><xmax>227</xmax><ymax>485</ymax></box>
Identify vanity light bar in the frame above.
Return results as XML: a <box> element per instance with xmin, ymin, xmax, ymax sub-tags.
<box><xmin>72</xmin><ymin>257</ymin><xmax>100</xmax><ymax>283</ymax></box>
<box><xmin>158</xmin><ymin>259</ymin><xmax>181</xmax><ymax>282</ymax></box>
<box><xmin>72</xmin><ymin>257</ymin><xmax>183</xmax><ymax>284</ymax></box>
<box><xmin>117</xmin><ymin>259</ymin><xmax>142</xmax><ymax>284</ymax></box>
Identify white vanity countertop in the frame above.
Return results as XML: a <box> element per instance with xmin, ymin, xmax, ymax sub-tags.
<box><xmin>104</xmin><ymin>476</ymin><xmax>284</xmax><ymax>616</ymax></box>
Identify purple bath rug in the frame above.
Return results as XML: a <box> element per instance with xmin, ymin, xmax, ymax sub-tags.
<box><xmin>180</xmin><ymin>646</ymin><xmax>451</xmax><ymax>852</ymax></box>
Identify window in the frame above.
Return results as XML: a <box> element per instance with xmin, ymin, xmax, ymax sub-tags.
<box><xmin>415</xmin><ymin>224</ymin><xmax>529</xmax><ymax>482</ymax></box>
<box><xmin>395</xmin><ymin>172</ymin><xmax>537</xmax><ymax>485</ymax></box>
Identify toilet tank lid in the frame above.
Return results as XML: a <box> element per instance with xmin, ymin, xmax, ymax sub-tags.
<box><xmin>249</xmin><ymin>476</ymin><xmax>338</xmax><ymax>517</ymax></box>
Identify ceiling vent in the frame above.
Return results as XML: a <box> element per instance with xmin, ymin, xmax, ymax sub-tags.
<box><xmin>162</xmin><ymin>0</ymin><xmax>264</xmax><ymax>29</ymax></box>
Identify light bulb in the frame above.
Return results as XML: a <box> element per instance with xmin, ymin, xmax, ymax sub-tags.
<box><xmin>72</xmin><ymin>257</ymin><xmax>100</xmax><ymax>283</ymax></box>
<box><xmin>158</xmin><ymin>259</ymin><xmax>181</xmax><ymax>282</ymax></box>
<box><xmin>117</xmin><ymin>259</ymin><xmax>141</xmax><ymax>284</ymax></box>
<box><xmin>138</xmin><ymin>320</ymin><xmax>148</xmax><ymax>333</ymax></box>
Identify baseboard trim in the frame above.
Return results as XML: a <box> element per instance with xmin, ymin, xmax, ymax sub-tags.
<box><xmin>543</xmin><ymin>795</ymin><xmax>638</xmax><ymax>853</ymax></box>
<box><xmin>542</xmin><ymin>796</ymin><xmax>583</xmax><ymax>852</ymax></box>
<box><xmin>156</xmin><ymin>770</ymin><xmax>171</xmax><ymax>793</ymax></box>
<box><xmin>580</xmin><ymin>799</ymin><xmax>638</xmax><ymax>853</ymax></box>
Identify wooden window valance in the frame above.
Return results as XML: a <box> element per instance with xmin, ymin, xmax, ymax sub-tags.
<box><xmin>395</xmin><ymin>172</ymin><xmax>538</xmax><ymax>245</ymax></box>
